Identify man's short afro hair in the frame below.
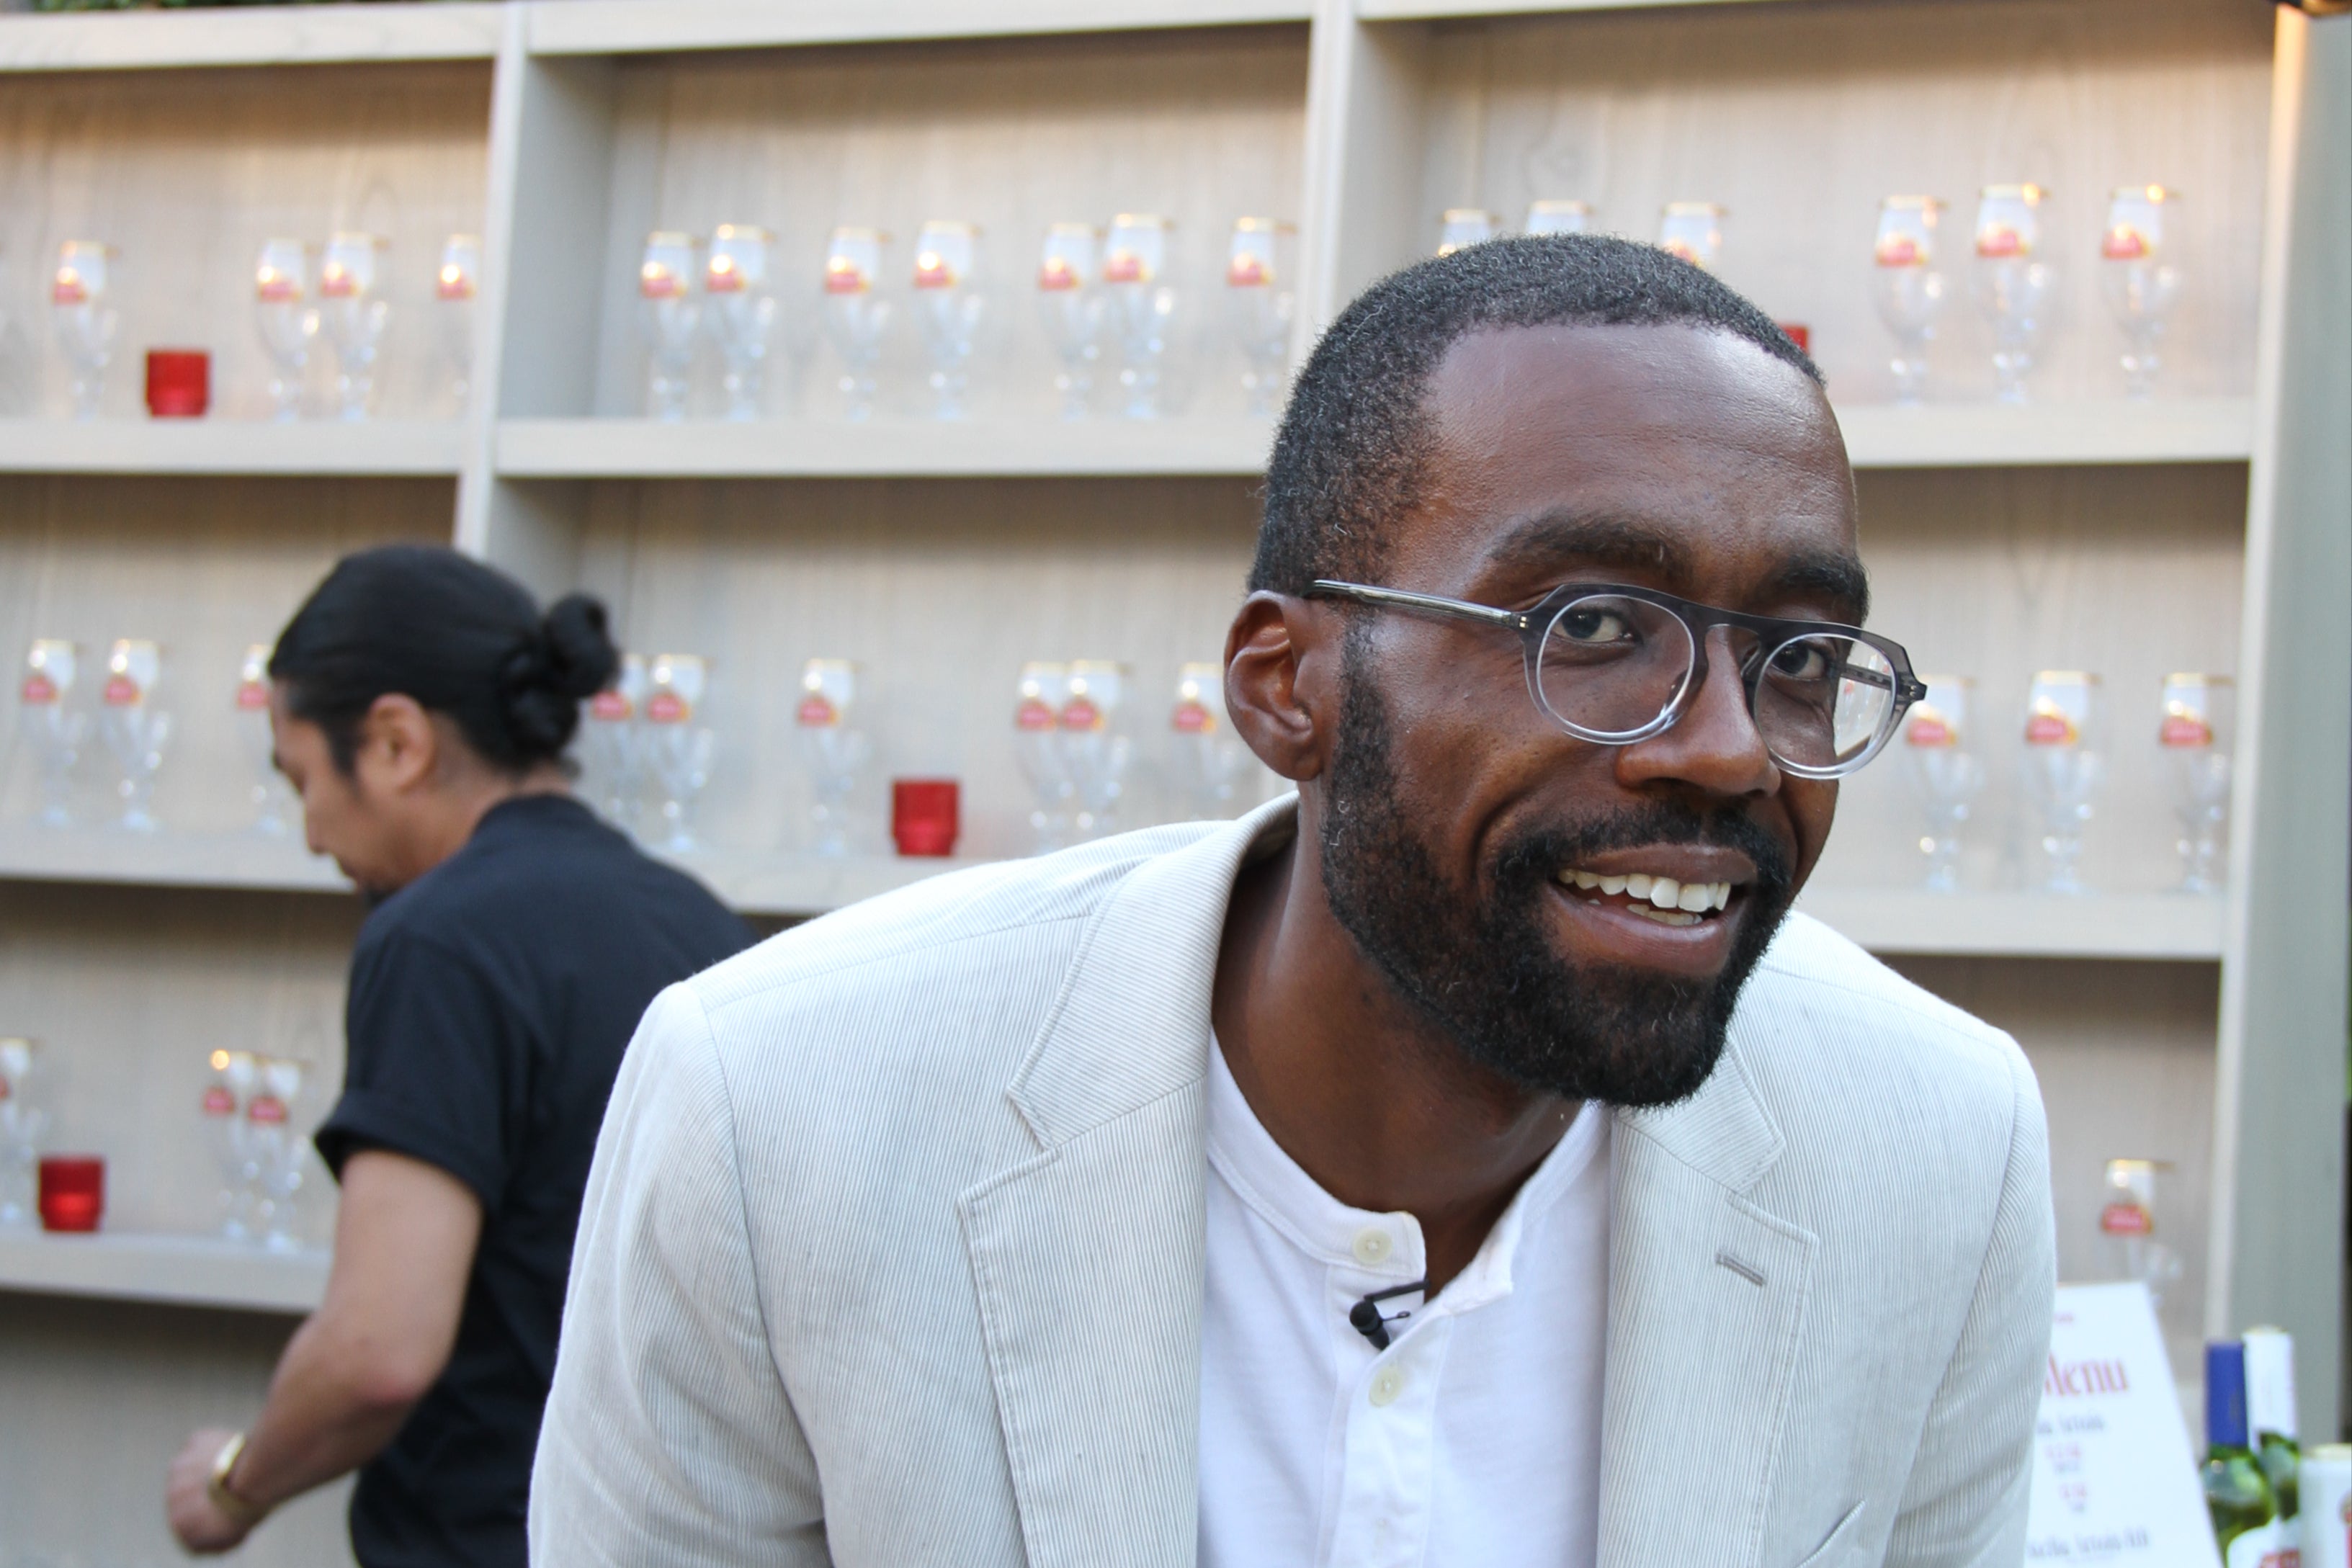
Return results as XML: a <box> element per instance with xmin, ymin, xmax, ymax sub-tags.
<box><xmin>1249</xmin><ymin>233</ymin><xmax>1823</xmax><ymax>596</ymax></box>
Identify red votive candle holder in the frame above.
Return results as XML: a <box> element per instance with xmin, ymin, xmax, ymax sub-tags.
<box><xmin>891</xmin><ymin>779</ymin><xmax>960</xmax><ymax>857</ymax></box>
<box><xmin>37</xmin><ymin>1155</ymin><xmax>104</xmax><ymax>1233</ymax></box>
<box><xmin>145</xmin><ymin>349</ymin><xmax>210</xmax><ymax>418</ymax></box>
<box><xmin>1777</xmin><ymin>323</ymin><xmax>1812</xmax><ymax>355</ymax></box>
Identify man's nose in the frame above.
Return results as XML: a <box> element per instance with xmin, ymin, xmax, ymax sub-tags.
<box><xmin>1611</xmin><ymin>625</ymin><xmax>1781</xmax><ymax>799</ymax></box>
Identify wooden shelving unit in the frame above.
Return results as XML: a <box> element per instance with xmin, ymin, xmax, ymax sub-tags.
<box><xmin>0</xmin><ymin>4</ymin><xmax>2341</xmax><ymax>1564</ymax></box>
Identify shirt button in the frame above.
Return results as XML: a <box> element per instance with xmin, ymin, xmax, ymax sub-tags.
<box><xmin>1369</xmin><ymin>1367</ymin><xmax>1405</xmax><ymax>1407</ymax></box>
<box><xmin>1352</xmin><ymin>1228</ymin><xmax>1392</xmax><ymax>1265</ymax></box>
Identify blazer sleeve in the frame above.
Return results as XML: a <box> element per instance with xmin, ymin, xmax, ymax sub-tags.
<box><xmin>1882</xmin><ymin>1036</ymin><xmax>2058</xmax><ymax>1567</ymax></box>
<box><xmin>530</xmin><ymin>982</ymin><xmax>827</xmax><ymax>1567</ymax></box>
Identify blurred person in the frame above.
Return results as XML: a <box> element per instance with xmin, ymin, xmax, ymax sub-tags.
<box><xmin>166</xmin><ymin>546</ymin><xmax>751</xmax><ymax>1565</ymax></box>
<box><xmin>535</xmin><ymin>237</ymin><xmax>2054</xmax><ymax>1565</ymax></box>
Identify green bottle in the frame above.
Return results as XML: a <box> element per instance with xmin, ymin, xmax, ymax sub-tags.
<box><xmin>2203</xmin><ymin>1341</ymin><xmax>2281</xmax><ymax>1563</ymax></box>
<box><xmin>2243</xmin><ymin>1326</ymin><xmax>2302</xmax><ymax>1528</ymax></box>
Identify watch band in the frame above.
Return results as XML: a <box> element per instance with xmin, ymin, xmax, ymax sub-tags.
<box><xmin>207</xmin><ymin>1432</ymin><xmax>270</xmax><ymax>1528</ymax></box>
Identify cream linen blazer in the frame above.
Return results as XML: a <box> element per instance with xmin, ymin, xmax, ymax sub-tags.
<box><xmin>531</xmin><ymin>797</ymin><xmax>2054</xmax><ymax>1568</ymax></box>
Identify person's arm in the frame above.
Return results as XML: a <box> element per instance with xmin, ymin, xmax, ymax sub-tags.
<box><xmin>166</xmin><ymin>1150</ymin><xmax>483</xmax><ymax>1554</ymax></box>
<box><xmin>1882</xmin><ymin>1039</ymin><xmax>2058</xmax><ymax>1565</ymax></box>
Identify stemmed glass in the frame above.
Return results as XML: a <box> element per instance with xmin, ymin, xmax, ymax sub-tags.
<box><xmin>913</xmin><ymin>220</ymin><xmax>984</xmax><ymax>421</ymax></box>
<box><xmin>1658</xmin><ymin>203</ymin><xmax>1726</xmax><ymax>271</ymax></box>
<box><xmin>254</xmin><ymin>238</ymin><xmax>317</xmax><ymax>422</ymax></box>
<box><xmin>2100</xmin><ymin>185</ymin><xmax>2183</xmax><ymax>399</ymax></box>
<box><xmin>1014</xmin><ymin>662</ymin><xmax>1074</xmax><ymax>854</ymax></box>
<box><xmin>52</xmin><ymin>241</ymin><xmax>119</xmax><ymax>421</ymax></box>
<box><xmin>1973</xmin><ymin>184</ymin><xmax>2055</xmax><ymax>405</ymax></box>
<box><xmin>578</xmin><ymin>653</ymin><xmax>647</xmax><ymax>833</ymax></box>
<box><xmin>639</xmin><ymin>231</ymin><xmax>703</xmax><ymax>422</ymax></box>
<box><xmin>1036</xmin><ymin>223</ymin><xmax>1104</xmax><ymax>420</ymax></box>
<box><xmin>1168</xmin><ymin>663</ymin><xmax>1253</xmax><ymax>821</ymax></box>
<box><xmin>0</xmin><ymin>1037</ymin><xmax>45</xmax><ymax>1229</ymax></box>
<box><xmin>1104</xmin><ymin>215</ymin><xmax>1177</xmax><ymax>419</ymax></box>
<box><xmin>2160</xmin><ymin>673</ymin><xmax>2232</xmax><ymax>895</ymax></box>
<box><xmin>319</xmin><ymin>232</ymin><xmax>391</xmax><ymax>421</ymax></box>
<box><xmin>245</xmin><ymin>1056</ymin><xmax>311</xmax><ymax>1253</ymax></box>
<box><xmin>2021</xmin><ymin>670</ymin><xmax>2102</xmax><ymax>895</ymax></box>
<box><xmin>796</xmin><ymin>658</ymin><xmax>869</xmax><ymax>858</ymax></box>
<box><xmin>18</xmin><ymin>640</ymin><xmax>86</xmax><ymax>828</ymax></box>
<box><xmin>1225</xmin><ymin>218</ymin><xmax>1295</xmax><ymax>421</ymax></box>
<box><xmin>2098</xmin><ymin>1158</ymin><xmax>2183</xmax><ymax>1311</ymax></box>
<box><xmin>1060</xmin><ymin>660</ymin><xmax>1132</xmax><ymax>841</ymax></box>
<box><xmin>707</xmin><ymin>225</ymin><xmax>779</xmax><ymax>421</ymax></box>
<box><xmin>1900</xmin><ymin>675</ymin><xmax>1982</xmax><ymax>892</ymax></box>
<box><xmin>437</xmin><ymin>233</ymin><xmax>482</xmax><ymax>414</ymax></box>
<box><xmin>1436</xmin><ymin>209</ymin><xmax>1498</xmax><ymax>256</ymax></box>
<box><xmin>1524</xmin><ymin>201</ymin><xmax>1591</xmax><ymax>238</ymax></box>
<box><xmin>1872</xmin><ymin>196</ymin><xmax>1947</xmax><ymax>405</ymax></box>
<box><xmin>643</xmin><ymin>653</ymin><xmax>715</xmax><ymax>853</ymax></box>
<box><xmin>821</xmin><ymin>228</ymin><xmax>892</xmax><ymax>421</ymax></box>
<box><xmin>236</xmin><ymin>645</ymin><xmax>295</xmax><ymax>838</ymax></box>
<box><xmin>99</xmin><ymin>639</ymin><xmax>170</xmax><ymax>834</ymax></box>
<box><xmin>201</xmin><ymin>1048</ymin><xmax>259</xmax><ymax>1241</ymax></box>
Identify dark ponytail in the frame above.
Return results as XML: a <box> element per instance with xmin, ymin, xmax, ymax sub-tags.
<box><xmin>269</xmin><ymin>545</ymin><xmax>620</xmax><ymax>775</ymax></box>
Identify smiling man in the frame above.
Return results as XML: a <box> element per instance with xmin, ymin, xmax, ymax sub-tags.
<box><xmin>533</xmin><ymin>235</ymin><xmax>2055</xmax><ymax>1567</ymax></box>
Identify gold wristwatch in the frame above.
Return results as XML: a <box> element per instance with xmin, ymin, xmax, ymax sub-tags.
<box><xmin>207</xmin><ymin>1432</ymin><xmax>271</xmax><ymax>1528</ymax></box>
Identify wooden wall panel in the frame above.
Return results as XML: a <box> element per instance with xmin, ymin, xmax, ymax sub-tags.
<box><xmin>0</xmin><ymin>61</ymin><xmax>491</xmax><ymax>422</ymax></box>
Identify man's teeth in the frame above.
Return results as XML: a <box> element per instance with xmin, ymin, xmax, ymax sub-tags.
<box><xmin>1556</xmin><ymin>869</ymin><xmax>1735</xmax><ymax>913</ymax></box>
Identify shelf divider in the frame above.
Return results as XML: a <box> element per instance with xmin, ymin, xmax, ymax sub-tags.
<box><xmin>0</xmin><ymin>1229</ymin><xmax>326</xmax><ymax>1314</ymax></box>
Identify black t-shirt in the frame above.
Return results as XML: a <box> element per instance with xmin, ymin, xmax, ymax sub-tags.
<box><xmin>313</xmin><ymin>794</ymin><xmax>751</xmax><ymax>1568</ymax></box>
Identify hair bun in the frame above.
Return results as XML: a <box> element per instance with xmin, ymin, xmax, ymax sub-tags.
<box><xmin>537</xmin><ymin>594</ymin><xmax>620</xmax><ymax>702</ymax></box>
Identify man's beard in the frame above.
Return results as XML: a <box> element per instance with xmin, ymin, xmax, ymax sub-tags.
<box><xmin>1317</xmin><ymin>643</ymin><xmax>1796</xmax><ymax>1109</ymax></box>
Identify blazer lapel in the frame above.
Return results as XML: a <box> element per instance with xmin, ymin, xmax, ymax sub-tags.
<box><xmin>1597</xmin><ymin>1039</ymin><xmax>1819</xmax><ymax>1567</ymax></box>
<box><xmin>958</xmin><ymin>799</ymin><xmax>1299</xmax><ymax>1568</ymax></box>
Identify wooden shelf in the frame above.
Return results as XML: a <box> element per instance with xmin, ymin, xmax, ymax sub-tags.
<box><xmin>0</xmin><ymin>826</ymin><xmax>348</xmax><ymax>897</ymax></box>
<box><xmin>0</xmin><ymin>421</ymin><xmax>465</xmax><ymax>478</ymax></box>
<box><xmin>0</xmin><ymin>4</ymin><xmax>501</xmax><ymax>73</ymax></box>
<box><xmin>0</xmin><ymin>1229</ymin><xmax>326</xmax><ymax>1314</ymax></box>
<box><xmin>526</xmin><ymin>0</ymin><xmax>1312</xmax><ymax>57</ymax></box>
<box><xmin>1359</xmin><ymin>0</ymin><xmax>1766</xmax><ymax>14</ymax></box>
<box><xmin>1795</xmin><ymin>887</ymin><xmax>2225</xmax><ymax>962</ymax></box>
<box><xmin>495</xmin><ymin>416</ymin><xmax>1276</xmax><ymax>480</ymax></box>
<box><xmin>1833</xmin><ymin>399</ymin><xmax>2254</xmax><ymax>470</ymax></box>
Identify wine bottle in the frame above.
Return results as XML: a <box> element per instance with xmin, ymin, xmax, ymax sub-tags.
<box><xmin>2244</xmin><ymin>1326</ymin><xmax>2302</xmax><ymax>1530</ymax></box>
<box><xmin>2204</xmin><ymin>1341</ymin><xmax>2283</xmax><ymax>1564</ymax></box>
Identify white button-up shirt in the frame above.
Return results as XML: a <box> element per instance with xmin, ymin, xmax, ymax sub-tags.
<box><xmin>1198</xmin><ymin>1036</ymin><xmax>1610</xmax><ymax>1568</ymax></box>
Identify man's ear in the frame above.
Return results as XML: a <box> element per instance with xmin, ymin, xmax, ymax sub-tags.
<box><xmin>1223</xmin><ymin>591</ymin><xmax>1340</xmax><ymax>784</ymax></box>
<box><xmin>354</xmin><ymin>694</ymin><xmax>439</xmax><ymax>795</ymax></box>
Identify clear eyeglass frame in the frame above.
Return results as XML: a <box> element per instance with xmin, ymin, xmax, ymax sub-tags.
<box><xmin>1306</xmin><ymin>578</ymin><xmax>1928</xmax><ymax>780</ymax></box>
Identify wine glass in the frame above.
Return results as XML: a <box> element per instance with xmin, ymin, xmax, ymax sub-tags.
<box><xmin>707</xmin><ymin>224</ymin><xmax>779</xmax><ymax>421</ymax></box>
<box><xmin>51</xmin><ymin>241</ymin><xmax>119</xmax><ymax>421</ymax></box>
<box><xmin>2159</xmin><ymin>673</ymin><xmax>2232</xmax><ymax>895</ymax></box>
<box><xmin>821</xmin><ymin>227</ymin><xmax>892</xmax><ymax>421</ymax></box>
<box><xmin>1225</xmin><ymin>218</ymin><xmax>1295</xmax><ymax>420</ymax></box>
<box><xmin>236</xmin><ymin>645</ymin><xmax>295</xmax><ymax>838</ymax></box>
<box><xmin>1872</xmin><ymin>196</ymin><xmax>1947</xmax><ymax>405</ymax></box>
<box><xmin>0</xmin><ymin>1037</ymin><xmax>46</xmax><ymax>1229</ymax></box>
<box><xmin>2100</xmin><ymin>185</ymin><xmax>2183</xmax><ymax>399</ymax></box>
<box><xmin>200</xmin><ymin>1048</ymin><xmax>259</xmax><ymax>1241</ymax></box>
<box><xmin>2021</xmin><ymin>670</ymin><xmax>2102</xmax><ymax>895</ymax></box>
<box><xmin>2097</xmin><ymin>1158</ymin><xmax>2183</xmax><ymax>1311</ymax></box>
<box><xmin>1104</xmin><ymin>215</ymin><xmax>1177</xmax><ymax>419</ymax></box>
<box><xmin>18</xmin><ymin>640</ymin><xmax>86</xmax><ymax>828</ymax></box>
<box><xmin>1973</xmin><ymin>184</ymin><xmax>2055</xmax><ymax>405</ymax></box>
<box><xmin>98</xmin><ymin>639</ymin><xmax>170</xmax><ymax>834</ymax></box>
<box><xmin>437</xmin><ymin>233</ymin><xmax>481</xmax><ymax>414</ymax></box>
<box><xmin>1435</xmin><ymin>209</ymin><xmax>1498</xmax><ymax>256</ymax></box>
<box><xmin>1167</xmin><ymin>663</ymin><xmax>1253</xmax><ymax>821</ymax></box>
<box><xmin>245</xmin><ymin>1056</ymin><xmax>312</xmax><ymax>1253</ymax></box>
<box><xmin>254</xmin><ymin>238</ymin><xmax>317</xmax><ymax>422</ymax></box>
<box><xmin>1658</xmin><ymin>203</ymin><xmax>1726</xmax><ymax>271</ymax></box>
<box><xmin>913</xmin><ymin>220</ymin><xmax>983</xmax><ymax>421</ymax></box>
<box><xmin>1036</xmin><ymin>223</ymin><xmax>1104</xmax><ymax>420</ymax></box>
<box><xmin>1060</xmin><ymin>660</ymin><xmax>1132</xmax><ymax>841</ymax></box>
<box><xmin>1014</xmin><ymin>662</ymin><xmax>1073</xmax><ymax>854</ymax></box>
<box><xmin>797</xmin><ymin>658</ymin><xmax>869</xmax><ymax>858</ymax></box>
<box><xmin>1900</xmin><ymin>675</ymin><xmax>1982</xmax><ymax>892</ymax></box>
<box><xmin>638</xmin><ymin>231</ymin><xmax>703</xmax><ymax>422</ymax></box>
<box><xmin>578</xmin><ymin>652</ymin><xmax>647</xmax><ymax>833</ymax></box>
<box><xmin>1524</xmin><ymin>200</ymin><xmax>1591</xmax><ymax>238</ymax></box>
<box><xmin>643</xmin><ymin>653</ymin><xmax>715</xmax><ymax>852</ymax></box>
<box><xmin>319</xmin><ymin>232</ymin><xmax>391</xmax><ymax>421</ymax></box>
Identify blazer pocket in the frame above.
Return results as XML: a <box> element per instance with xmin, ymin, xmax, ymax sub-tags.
<box><xmin>1791</xmin><ymin>1500</ymin><xmax>1866</xmax><ymax>1568</ymax></box>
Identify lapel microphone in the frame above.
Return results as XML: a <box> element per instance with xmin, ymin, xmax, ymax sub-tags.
<box><xmin>1348</xmin><ymin>1281</ymin><xmax>1427</xmax><ymax>1351</ymax></box>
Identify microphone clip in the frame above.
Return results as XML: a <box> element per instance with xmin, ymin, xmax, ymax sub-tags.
<box><xmin>1347</xmin><ymin>1281</ymin><xmax>1426</xmax><ymax>1351</ymax></box>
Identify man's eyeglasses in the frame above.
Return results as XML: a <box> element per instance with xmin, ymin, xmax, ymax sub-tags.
<box><xmin>1305</xmin><ymin>578</ymin><xmax>1929</xmax><ymax>780</ymax></box>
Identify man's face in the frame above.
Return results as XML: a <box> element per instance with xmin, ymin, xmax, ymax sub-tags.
<box><xmin>1314</xmin><ymin>322</ymin><xmax>1859</xmax><ymax>1108</ymax></box>
<box><xmin>269</xmin><ymin>686</ymin><xmax>407</xmax><ymax>897</ymax></box>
